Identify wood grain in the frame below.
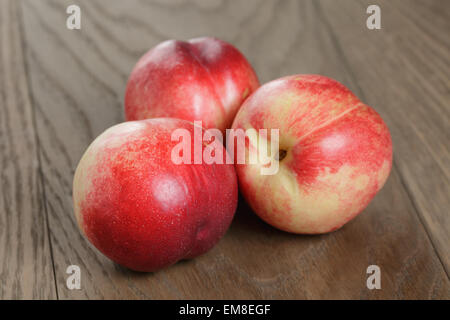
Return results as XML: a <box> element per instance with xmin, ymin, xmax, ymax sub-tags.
<box><xmin>316</xmin><ymin>0</ymin><xmax>450</xmax><ymax>274</ymax></box>
<box><xmin>0</xmin><ymin>0</ymin><xmax>56</xmax><ymax>299</ymax></box>
<box><xmin>13</xmin><ymin>0</ymin><xmax>450</xmax><ymax>299</ymax></box>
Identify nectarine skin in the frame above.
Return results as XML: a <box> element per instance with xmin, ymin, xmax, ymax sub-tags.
<box><xmin>125</xmin><ymin>37</ymin><xmax>259</xmax><ymax>132</ymax></box>
<box><xmin>232</xmin><ymin>75</ymin><xmax>392</xmax><ymax>234</ymax></box>
<box><xmin>73</xmin><ymin>118</ymin><xmax>238</xmax><ymax>272</ymax></box>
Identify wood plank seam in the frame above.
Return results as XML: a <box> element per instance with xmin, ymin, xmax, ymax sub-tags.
<box><xmin>16</xmin><ymin>0</ymin><xmax>60</xmax><ymax>299</ymax></box>
<box><xmin>393</xmin><ymin>160</ymin><xmax>450</xmax><ymax>279</ymax></box>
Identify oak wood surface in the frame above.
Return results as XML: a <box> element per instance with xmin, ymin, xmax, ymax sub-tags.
<box><xmin>319</xmin><ymin>0</ymin><xmax>450</xmax><ymax>275</ymax></box>
<box><xmin>0</xmin><ymin>0</ymin><xmax>56</xmax><ymax>299</ymax></box>
<box><xmin>0</xmin><ymin>0</ymin><xmax>447</xmax><ymax>299</ymax></box>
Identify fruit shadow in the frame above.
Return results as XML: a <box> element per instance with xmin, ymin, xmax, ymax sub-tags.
<box><xmin>110</xmin><ymin>193</ymin><xmax>329</xmax><ymax>277</ymax></box>
<box><xmin>230</xmin><ymin>192</ymin><xmax>326</xmax><ymax>241</ymax></box>
<box><xmin>111</xmin><ymin>254</ymin><xmax>196</xmax><ymax>278</ymax></box>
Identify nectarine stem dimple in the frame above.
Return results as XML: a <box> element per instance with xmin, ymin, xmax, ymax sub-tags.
<box><xmin>276</xmin><ymin>149</ymin><xmax>287</xmax><ymax>161</ymax></box>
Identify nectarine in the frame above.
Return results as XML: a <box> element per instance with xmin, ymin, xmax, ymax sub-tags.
<box><xmin>232</xmin><ymin>75</ymin><xmax>392</xmax><ymax>234</ymax></box>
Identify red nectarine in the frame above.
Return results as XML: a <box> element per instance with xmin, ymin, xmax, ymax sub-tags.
<box><xmin>73</xmin><ymin>118</ymin><xmax>238</xmax><ymax>271</ymax></box>
<box><xmin>125</xmin><ymin>37</ymin><xmax>259</xmax><ymax>132</ymax></box>
<box><xmin>232</xmin><ymin>75</ymin><xmax>392</xmax><ymax>234</ymax></box>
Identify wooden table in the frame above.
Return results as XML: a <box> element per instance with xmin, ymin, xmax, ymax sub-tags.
<box><xmin>1</xmin><ymin>0</ymin><xmax>449</xmax><ymax>299</ymax></box>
